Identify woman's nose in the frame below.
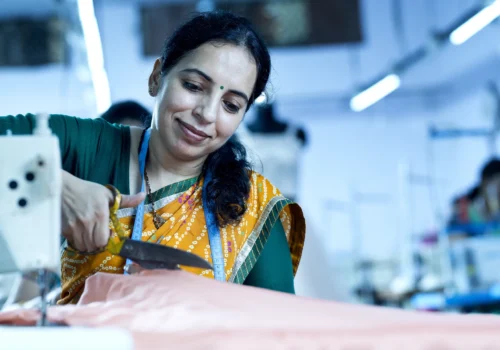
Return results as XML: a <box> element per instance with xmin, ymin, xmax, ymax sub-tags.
<box><xmin>194</xmin><ymin>96</ymin><xmax>218</xmax><ymax>124</ymax></box>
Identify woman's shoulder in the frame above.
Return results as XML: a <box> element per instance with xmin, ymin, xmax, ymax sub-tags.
<box><xmin>247</xmin><ymin>170</ymin><xmax>293</xmax><ymax>206</ymax></box>
<box><xmin>245</xmin><ymin>170</ymin><xmax>304</xmax><ymax>235</ymax></box>
<box><xmin>248</xmin><ymin>170</ymin><xmax>282</xmax><ymax>192</ymax></box>
<box><xmin>243</xmin><ymin>170</ymin><xmax>306</xmax><ymax>277</ymax></box>
<box><xmin>48</xmin><ymin>113</ymin><xmax>131</xmax><ymax>151</ymax></box>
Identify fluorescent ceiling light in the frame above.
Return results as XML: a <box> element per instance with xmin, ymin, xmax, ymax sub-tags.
<box><xmin>77</xmin><ymin>0</ymin><xmax>111</xmax><ymax>114</ymax></box>
<box><xmin>450</xmin><ymin>0</ymin><xmax>500</xmax><ymax>45</ymax></box>
<box><xmin>350</xmin><ymin>74</ymin><xmax>401</xmax><ymax>112</ymax></box>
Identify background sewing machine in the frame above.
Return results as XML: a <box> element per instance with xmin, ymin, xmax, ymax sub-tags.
<box><xmin>0</xmin><ymin>114</ymin><xmax>133</xmax><ymax>349</ymax></box>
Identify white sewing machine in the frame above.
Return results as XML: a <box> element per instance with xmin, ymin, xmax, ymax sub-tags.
<box><xmin>0</xmin><ymin>113</ymin><xmax>61</xmax><ymax>274</ymax></box>
<box><xmin>0</xmin><ymin>114</ymin><xmax>133</xmax><ymax>349</ymax></box>
<box><xmin>0</xmin><ymin>113</ymin><xmax>61</xmax><ymax>317</ymax></box>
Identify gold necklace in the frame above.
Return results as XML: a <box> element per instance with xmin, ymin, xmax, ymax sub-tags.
<box><xmin>144</xmin><ymin>167</ymin><xmax>166</xmax><ymax>229</ymax></box>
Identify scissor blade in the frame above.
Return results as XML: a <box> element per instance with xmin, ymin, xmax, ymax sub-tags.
<box><xmin>119</xmin><ymin>239</ymin><xmax>213</xmax><ymax>270</ymax></box>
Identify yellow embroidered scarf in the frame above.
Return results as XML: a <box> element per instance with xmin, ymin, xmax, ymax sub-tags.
<box><xmin>59</xmin><ymin>172</ymin><xmax>305</xmax><ymax>304</ymax></box>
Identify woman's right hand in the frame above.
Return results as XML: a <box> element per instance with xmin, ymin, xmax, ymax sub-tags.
<box><xmin>61</xmin><ymin>171</ymin><xmax>146</xmax><ymax>252</ymax></box>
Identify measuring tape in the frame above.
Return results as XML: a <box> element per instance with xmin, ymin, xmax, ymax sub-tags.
<box><xmin>125</xmin><ymin>128</ymin><xmax>151</xmax><ymax>271</ymax></box>
<box><xmin>202</xmin><ymin>169</ymin><xmax>226</xmax><ymax>282</ymax></box>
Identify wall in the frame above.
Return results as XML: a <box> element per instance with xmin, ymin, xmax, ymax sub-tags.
<box><xmin>0</xmin><ymin>65</ymin><xmax>94</xmax><ymax>117</ymax></box>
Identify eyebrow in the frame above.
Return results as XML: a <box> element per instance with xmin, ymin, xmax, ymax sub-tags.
<box><xmin>181</xmin><ymin>68</ymin><xmax>249</xmax><ymax>104</ymax></box>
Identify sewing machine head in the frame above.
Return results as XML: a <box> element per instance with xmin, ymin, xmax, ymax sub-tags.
<box><xmin>0</xmin><ymin>114</ymin><xmax>61</xmax><ymax>276</ymax></box>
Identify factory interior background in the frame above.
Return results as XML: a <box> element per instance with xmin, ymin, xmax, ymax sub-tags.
<box><xmin>2</xmin><ymin>0</ymin><xmax>500</xmax><ymax>314</ymax></box>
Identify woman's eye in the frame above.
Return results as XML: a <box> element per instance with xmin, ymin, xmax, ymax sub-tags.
<box><xmin>224</xmin><ymin>101</ymin><xmax>240</xmax><ymax>114</ymax></box>
<box><xmin>183</xmin><ymin>81</ymin><xmax>202</xmax><ymax>92</ymax></box>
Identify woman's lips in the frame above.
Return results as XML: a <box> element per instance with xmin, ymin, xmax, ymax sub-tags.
<box><xmin>177</xmin><ymin>120</ymin><xmax>210</xmax><ymax>143</ymax></box>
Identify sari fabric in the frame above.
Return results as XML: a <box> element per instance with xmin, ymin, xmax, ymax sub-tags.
<box><xmin>59</xmin><ymin>171</ymin><xmax>305</xmax><ymax>304</ymax></box>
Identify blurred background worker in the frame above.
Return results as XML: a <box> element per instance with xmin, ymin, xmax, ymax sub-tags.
<box><xmin>100</xmin><ymin>100</ymin><xmax>151</xmax><ymax>127</ymax></box>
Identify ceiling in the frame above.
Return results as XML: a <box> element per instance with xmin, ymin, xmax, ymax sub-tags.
<box><xmin>1</xmin><ymin>0</ymin><xmax>499</xmax><ymax>113</ymax></box>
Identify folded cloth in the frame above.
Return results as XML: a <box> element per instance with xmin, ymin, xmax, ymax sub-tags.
<box><xmin>1</xmin><ymin>270</ymin><xmax>500</xmax><ymax>349</ymax></box>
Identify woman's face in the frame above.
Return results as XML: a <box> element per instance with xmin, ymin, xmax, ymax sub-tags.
<box><xmin>149</xmin><ymin>42</ymin><xmax>257</xmax><ymax>162</ymax></box>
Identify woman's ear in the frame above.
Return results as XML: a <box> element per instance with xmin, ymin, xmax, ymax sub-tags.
<box><xmin>148</xmin><ymin>58</ymin><xmax>162</xmax><ymax>97</ymax></box>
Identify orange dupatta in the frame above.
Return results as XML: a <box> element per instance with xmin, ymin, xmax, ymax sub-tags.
<box><xmin>59</xmin><ymin>172</ymin><xmax>305</xmax><ymax>304</ymax></box>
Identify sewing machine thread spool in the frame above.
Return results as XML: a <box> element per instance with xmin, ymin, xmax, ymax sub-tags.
<box><xmin>34</xmin><ymin>113</ymin><xmax>51</xmax><ymax>137</ymax></box>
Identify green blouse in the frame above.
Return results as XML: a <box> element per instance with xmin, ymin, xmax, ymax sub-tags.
<box><xmin>0</xmin><ymin>113</ymin><xmax>295</xmax><ymax>293</ymax></box>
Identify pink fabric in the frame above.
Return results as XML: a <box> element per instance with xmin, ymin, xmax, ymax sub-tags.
<box><xmin>2</xmin><ymin>270</ymin><xmax>500</xmax><ymax>349</ymax></box>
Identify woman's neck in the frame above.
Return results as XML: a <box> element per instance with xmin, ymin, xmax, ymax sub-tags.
<box><xmin>146</xmin><ymin>129</ymin><xmax>205</xmax><ymax>191</ymax></box>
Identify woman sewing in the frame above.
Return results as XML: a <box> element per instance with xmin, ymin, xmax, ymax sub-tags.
<box><xmin>0</xmin><ymin>11</ymin><xmax>305</xmax><ymax>304</ymax></box>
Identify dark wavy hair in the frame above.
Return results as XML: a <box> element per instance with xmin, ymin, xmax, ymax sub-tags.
<box><xmin>159</xmin><ymin>11</ymin><xmax>271</xmax><ymax>227</ymax></box>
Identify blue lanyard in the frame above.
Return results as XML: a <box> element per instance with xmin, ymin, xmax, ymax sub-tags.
<box><xmin>201</xmin><ymin>170</ymin><xmax>226</xmax><ymax>282</ymax></box>
<box><xmin>125</xmin><ymin>128</ymin><xmax>151</xmax><ymax>270</ymax></box>
<box><xmin>126</xmin><ymin>128</ymin><xmax>225</xmax><ymax>281</ymax></box>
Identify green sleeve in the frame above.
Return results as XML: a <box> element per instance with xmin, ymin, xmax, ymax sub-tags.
<box><xmin>0</xmin><ymin>114</ymin><xmax>131</xmax><ymax>193</ymax></box>
<box><xmin>243</xmin><ymin>219</ymin><xmax>295</xmax><ymax>294</ymax></box>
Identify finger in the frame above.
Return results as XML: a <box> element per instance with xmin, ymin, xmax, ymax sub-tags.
<box><xmin>92</xmin><ymin>213</ymin><xmax>111</xmax><ymax>249</ymax></box>
<box><xmin>120</xmin><ymin>192</ymin><xmax>146</xmax><ymax>209</ymax></box>
<box><xmin>63</xmin><ymin>225</ymin><xmax>85</xmax><ymax>252</ymax></box>
<box><xmin>81</xmin><ymin>224</ymin><xmax>95</xmax><ymax>252</ymax></box>
<box><xmin>66</xmin><ymin>235</ymin><xmax>84</xmax><ymax>252</ymax></box>
<box><xmin>62</xmin><ymin>218</ymin><xmax>83</xmax><ymax>251</ymax></box>
<box><xmin>104</xmin><ymin>186</ymin><xmax>115</xmax><ymax>206</ymax></box>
